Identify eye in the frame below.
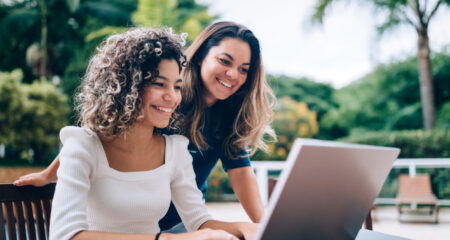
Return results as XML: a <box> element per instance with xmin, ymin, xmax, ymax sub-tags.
<box><xmin>240</xmin><ymin>67</ymin><xmax>249</xmax><ymax>74</ymax></box>
<box><xmin>152</xmin><ymin>82</ymin><xmax>163</xmax><ymax>87</ymax></box>
<box><xmin>219</xmin><ymin>58</ymin><xmax>231</xmax><ymax>65</ymax></box>
<box><xmin>174</xmin><ymin>85</ymin><xmax>182</xmax><ymax>91</ymax></box>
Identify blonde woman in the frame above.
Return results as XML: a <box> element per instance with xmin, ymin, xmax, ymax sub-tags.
<box><xmin>49</xmin><ymin>27</ymin><xmax>256</xmax><ymax>240</ymax></box>
<box><xmin>16</xmin><ymin>21</ymin><xmax>276</xmax><ymax>234</ymax></box>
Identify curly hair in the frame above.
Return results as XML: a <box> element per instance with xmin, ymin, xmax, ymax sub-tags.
<box><xmin>75</xmin><ymin>27</ymin><xmax>186</xmax><ymax>136</ymax></box>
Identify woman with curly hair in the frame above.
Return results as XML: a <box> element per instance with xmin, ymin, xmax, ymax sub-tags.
<box><xmin>16</xmin><ymin>21</ymin><xmax>276</xmax><ymax>234</ymax></box>
<box><xmin>48</xmin><ymin>27</ymin><xmax>256</xmax><ymax>240</ymax></box>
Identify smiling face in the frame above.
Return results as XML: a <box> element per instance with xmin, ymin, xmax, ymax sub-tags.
<box><xmin>200</xmin><ymin>37</ymin><xmax>251</xmax><ymax>106</ymax></box>
<box><xmin>140</xmin><ymin>59</ymin><xmax>182</xmax><ymax>128</ymax></box>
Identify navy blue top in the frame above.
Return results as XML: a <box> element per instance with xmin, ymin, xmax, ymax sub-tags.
<box><xmin>158</xmin><ymin>112</ymin><xmax>251</xmax><ymax>230</ymax></box>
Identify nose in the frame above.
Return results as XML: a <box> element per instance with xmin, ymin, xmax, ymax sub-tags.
<box><xmin>226</xmin><ymin>68</ymin><xmax>239</xmax><ymax>80</ymax></box>
<box><xmin>162</xmin><ymin>88</ymin><xmax>177</xmax><ymax>102</ymax></box>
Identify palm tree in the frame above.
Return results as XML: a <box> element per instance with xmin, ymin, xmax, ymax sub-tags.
<box><xmin>0</xmin><ymin>0</ymin><xmax>136</xmax><ymax>79</ymax></box>
<box><xmin>312</xmin><ymin>0</ymin><xmax>450</xmax><ymax>129</ymax></box>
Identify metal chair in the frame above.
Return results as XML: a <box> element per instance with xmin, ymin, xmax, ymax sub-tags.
<box><xmin>0</xmin><ymin>183</ymin><xmax>56</xmax><ymax>240</ymax></box>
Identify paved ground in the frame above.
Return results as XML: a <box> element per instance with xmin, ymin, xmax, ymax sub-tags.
<box><xmin>205</xmin><ymin>202</ymin><xmax>450</xmax><ymax>240</ymax></box>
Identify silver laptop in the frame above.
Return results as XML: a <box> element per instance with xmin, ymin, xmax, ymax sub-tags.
<box><xmin>255</xmin><ymin>138</ymin><xmax>401</xmax><ymax>240</ymax></box>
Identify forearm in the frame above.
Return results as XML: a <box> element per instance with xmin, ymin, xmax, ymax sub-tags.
<box><xmin>73</xmin><ymin>229</ymin><xmax>238</xmax><ymax>240</ymax></box>
<box><xmin>228</xmin><ymin>167</ymin><xmax>264</xmax><ymax>222</ymax></box>
<box><xmin>199</xmin><ymin>220</ymin><xmax>243</xmax><ymax>238</ymax></box>
<box><xmin>43</xmin><ymin>155</ymin><xmax>60</xmax><ymax>181</ymax></box>
<box><xmin>72</xmin><ymin>230</ymin><xmax>155</xmax><ymax>240</ymax></box>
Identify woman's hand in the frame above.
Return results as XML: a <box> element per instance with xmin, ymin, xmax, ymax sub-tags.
<box><xmin>14</xmin><ymin>156</ymin><xmax>59</xmax><ymax>186</ymax></box>
<box><xmin>234</xmin><ymin>222</ymin><xmax>259</xmax><ymax>240</ymax></box>
<box><xmin>13</xmin><ymin>171</ymin><xmax>54</xmax><ymax>187</ymax></box>
<box><xmin>162</xmin><ymin>228</ymin><xmax>239</xmax><ymax>240</ymax></box>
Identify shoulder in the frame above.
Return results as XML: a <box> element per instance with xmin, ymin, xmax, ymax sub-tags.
<box><xmin>58</xmin><ymin>126</ymin><xmax>99</xmax><ymax>176</ymax></box>
<box><xmin>164</xmin><ymin>134</ymin><xmax>189</xmax><ymax>149</ymax></box>
<box><xmin>164</xmin><ymin>135</ymin><xmax>192</xmax><ymax>169</ymax></box>
<box><xmin>59</xmin><ymin>126</ymin><xmax>101</xmax><ymax>163</ymax></box>
<box><xmin>60</xmin><ymin>126</ymin><xmax>98</xmax><ymax>144</ymax></box>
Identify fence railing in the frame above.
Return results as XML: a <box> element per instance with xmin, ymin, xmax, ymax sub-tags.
<box><xmin>251</xmin><ymin>158</ymin><xmax>450</xmax><ymax>206</ymax></box>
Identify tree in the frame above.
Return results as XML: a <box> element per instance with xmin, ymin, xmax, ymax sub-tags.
<box><xmin>267</xmin><ymin>74</ymin><xmax>339</xmax><ymax>138</ymax></box>
<box><xmin>320</xmin><ymin>51</ymin><xmax>450</xmax><ymax>136</ymax></box>
<box><xmin>0</xmin><ymin>0</ymin><xmax>136</xmax><ymax>81</ymax></box>
<box><xmin>132</xmin><ymin>0</ymin><xmax>215</xmax><ymax>43</ymax></box>
<box><xmin>312</xmin><ymin>0</ymin><xmax>450</xmax><ymax>129</ymax></box>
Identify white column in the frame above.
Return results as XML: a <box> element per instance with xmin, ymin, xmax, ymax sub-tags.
<box><xmin>0</xmin><ymin>144</ymin><xmax>4</xmax><ymax>158</ymax></box>
<box><xmin>409</xmin><ymin>163</ymin><xmax>416</xmax><ymax>177</ymax></box>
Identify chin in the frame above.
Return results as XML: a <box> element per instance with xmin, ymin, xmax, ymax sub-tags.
<box><xmin>154</xmin><ymin>122</ymin><xmax>170</xmax><ymax>129</ymax></box>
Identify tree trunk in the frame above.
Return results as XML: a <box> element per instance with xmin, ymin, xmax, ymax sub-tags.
<box><xmin>417</xmin><ymin>27</ymin><xmax>435</xmax><ymax>129</ymax></box>
<box><xmin>40</xmin><ymin>0</ymin><xmax>49</xmax><ymax>78</ymax></box>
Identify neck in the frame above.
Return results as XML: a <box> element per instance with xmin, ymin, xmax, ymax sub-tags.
<box><xmin>102</xmin><ymin>124</ymin><xmax>155</xmax><ymax>155</ymax></box>
<box><xmin>203</xmin><ymin>93</ymin><xmax>217</xmax><ymax>107</ymax></box>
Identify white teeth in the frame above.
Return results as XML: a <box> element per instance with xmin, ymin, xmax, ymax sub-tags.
<box><xmin>217</xmin><ymin>78</ymin><xmax>232</xmax><ymax>88</ymax></box>
<box><xmin>155</xmin><ymin>106</ymin><xmax>172</xmax><ymax>113</ymax></box>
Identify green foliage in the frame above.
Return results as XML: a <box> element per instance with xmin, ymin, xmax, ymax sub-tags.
<box><xmin>321</xmin><ymin>52</ymin><xmax>450</xmax><ymax>134</ymax></box>
<box><xmin>267</xmin><ymin>74</ymin><xmax>339</xmax><ymax>139</ymax></box>
<box><xmin>132</xmin><ymin>0</ymin><xmax>215</xmax><ymax>43</ymax></box>
<box><xmin>205</xmin><ymin>161</ymin><xmax>234</xmax><ymax>201</ymax></box>
<box><xmin>0</xmin><ymin>69</ymin><xmax>25</xmax><ymax>145</ymax></box>
<box><xmin>0</xmin><ymin>69</ymin><xmax>70</xmax><ymax>164</ymax></box>
<box><xmin>253</xmin><ymin>97</ymin><xmax>319</xmax><ymax>160</ymax></box>
<box><xmin>340</xmin><ymin>129</ymin><xmax>450</xmax><ymax>158</ymax></box>
<box><xmin>436</xmin><ymin>102</ymin><xmax>450</xmax><ymax>129</ymax></box>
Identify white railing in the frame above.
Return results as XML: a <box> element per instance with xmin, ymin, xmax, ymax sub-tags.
<box><xmin>252</xmin><ymin>158</ymin><xmax>450</xmax><ymax>206</ymax></box>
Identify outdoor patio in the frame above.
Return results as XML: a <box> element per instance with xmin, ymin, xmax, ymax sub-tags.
<box><xmin>205</xmin><ymin>202</ymin><xmax>450</xmax><ymax>240</ymax></box>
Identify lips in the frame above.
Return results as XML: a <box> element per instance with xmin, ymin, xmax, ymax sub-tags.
<box><xmin>151</xmin><ymin>105</ymin><xmax>174</xmax><ymax>115</ymax></box>
<box><xmin>216</xmin><ymin>77</ymin><xmax>233</xmax><ymax>89</ymax></box>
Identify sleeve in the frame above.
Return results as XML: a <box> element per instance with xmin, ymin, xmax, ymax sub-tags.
<box><xmin>169</xmin><ymin>135</ymin><xmax>213</xmax><ymax>232</ymax></box>
<box><xmin>49</xmin><ymin>126</ymin><xmax>97</xmax><ymax>240</ymax></box>
<box><xmin>220</xmin><ymin>148</ymin><xmax>251</xmax><ymax>172</ymax></box>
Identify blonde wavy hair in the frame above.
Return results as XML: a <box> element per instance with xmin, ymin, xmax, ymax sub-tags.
<box><xmin>180</xmin><ymin>21</ymin><xmax>277</xmax><ymax>158</ymax></box>
<box><xmin>75</xmin><ymin>27</ymin><xmax>186</xmax><ymax>136</ymax></box>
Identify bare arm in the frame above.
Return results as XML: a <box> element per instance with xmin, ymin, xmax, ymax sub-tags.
<box><xmin>228</xmin><ymin>166</ymin><xmax>264</xmax><ymax>223</ymax></box>
<box><xmin>13</xmin><ymin>155</ymin><xmax>60</xmax><ymax>186</ymax></box>
<box><xmin>72</xmin><ymin>229</ymin><xmax>238</xmax><ymax>240</ymax></box>
<box><xmin>200</xmin><ymin>220</ymin><xmax>258</xmax><ymax>240</ymax></box>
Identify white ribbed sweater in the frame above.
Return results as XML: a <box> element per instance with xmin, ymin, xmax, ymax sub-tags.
<box><xmin>49</xmin><ymin>126</ymin><xmax>212</xmax><ymax>240</ymax></box>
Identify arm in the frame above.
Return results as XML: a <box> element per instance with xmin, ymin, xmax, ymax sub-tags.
<box><xmin>169</xmin><ymin>136</ymin><xmax>257</xmax><ymax>239</ymax></box>
<box><xmin>13</xmin><ymin>155</ymin><xmax>60</xmax><ymax>186</ymax></box>
<box><xmin>228</xmin><ymin>166</ymin><xmax>264</xmax><ymax>223</ymax></box>
<box><xmin>72</xmin><ymin>229</ymin><xmax>238</xmax><ymax>240</ymax></box>
<box><xmin>200</xmin><ymin>220</ymin><xmax>258</xmax><ymax>240</ymax></box>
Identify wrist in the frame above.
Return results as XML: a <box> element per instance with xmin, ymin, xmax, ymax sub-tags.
<box><xmin>40</xmin><ymin>169</ymin><xmax>55</xmax><ymax>182</ymax></box>
<box><xmin>158</xmin><ymin>233</ymin><xmax>174</xmax><ymax>240</ymax></box>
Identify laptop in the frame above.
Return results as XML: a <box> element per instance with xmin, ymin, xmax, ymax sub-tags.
<box><xmin>255</xmin><ymin>138</ymin><xmax>403</xmax><ymax>240</ymax></box>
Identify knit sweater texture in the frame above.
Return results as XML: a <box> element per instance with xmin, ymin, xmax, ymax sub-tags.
<box><xmin>50</xmin><ymin>126</ymin><xmax>212</xmax><ymax>240</ymax></box>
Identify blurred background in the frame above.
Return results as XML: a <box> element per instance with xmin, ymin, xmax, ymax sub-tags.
<box><xmin>0</xmin><ymin>0</ymin><xmax>449</xmax><ymax>209</ymax></box>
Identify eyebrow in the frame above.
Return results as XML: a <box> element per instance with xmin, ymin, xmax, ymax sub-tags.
<box><xmin>221</xmin><ymin>52</ymin><xmax>251</xmax><ymax>66</ymax></box>
<box><xmin>157</xmin><ymin>75</ymin><xmax>183</xmax><ymax>83</ymax></box>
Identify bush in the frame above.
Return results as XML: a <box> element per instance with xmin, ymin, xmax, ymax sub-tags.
<box><xmin>340</xmin><ymin>129</ymin><xmax>449</xmax><ymax>158</ymax></box>
<box><xmin>205</xmin><ymin>162</ymin><xmax>234</xmax><ymax>201</ymax></box>
<box><xmin>253</xmin><ymin>97</ymin><xmax>319</xmax><ymax>160</ymax></box>
<box><xmin>340</xmin><ymin>129</ymin><xmax>450</xmax><ymax>199</ymax></box>
<box><xmin>0</xmin><ymin>69</ymin><xmax>70</xmax><ymax>165</ymax></box>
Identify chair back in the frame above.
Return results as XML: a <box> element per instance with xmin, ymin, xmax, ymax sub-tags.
<box><xmin>398</xmin><ymin>174</ymin><xmax>433</xmax><ymax>197</ymax></box>
<box><xmin>0</xmin><ymin>183</ymin><xmax>56</xmax><ymax>240</ymax></box>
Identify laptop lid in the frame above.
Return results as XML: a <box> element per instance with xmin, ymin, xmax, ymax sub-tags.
<box><xmin>255</xmin><ymin>138</ymin><xmax>400</xmax><ymax>240</ymax></box>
